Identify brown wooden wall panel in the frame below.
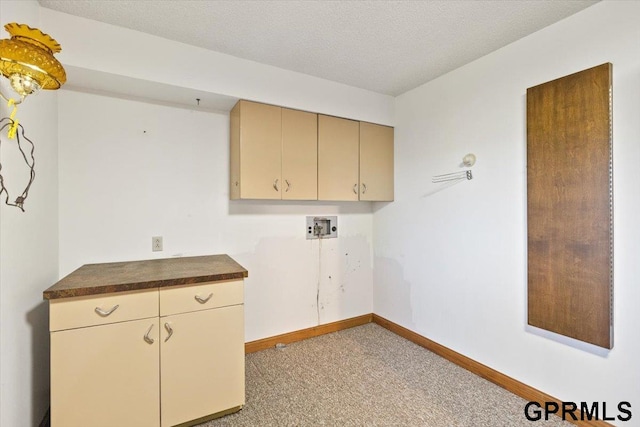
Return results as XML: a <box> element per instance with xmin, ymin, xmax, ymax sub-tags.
<box><xmin>527</xmin><ymin>63</ymin><xmax>613</xmax><ymax>349</ymax></box>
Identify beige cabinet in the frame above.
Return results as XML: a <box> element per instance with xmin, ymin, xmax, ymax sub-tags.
<box><xmin>231</xmin><ymin>100</ymin><xmax>394</xmax><ymax>202</ymax></box>
<box><xmin>318</xmin><ymin>115</ymin><xmax>360</xmax><ymax>201</ymax></box>
<box><xmin>230</xmin><ymin>100</ymin><xmax>282</xmax><ymax>199</ymax></box>
<box><xmin>318</xmin><ymin>116</ymin><xmax>394</xmax><ymax>201</ymax></box>
<box><xmin>230</xmin><ymin>100</ymin><xmax>318</xmax><ymax>200</ymax></box>
<box><xmin>49</xmin><ymin>281</ymin><xmax>245</xmax><ymax>427</ymax></box>
<box><xmin>50</xmin><ymin>290</ymin><xmax>160</xmax><ymax>427</ymax></box>
<box><xmin>359</xmin><ymin>122</ymin><xmax>394</xmax><ymax>201</ymax></box>
<box><xmin>161</xmin><ymin>306</ymin><xmax>244</xmax><ymax>427</ymax></box>
<box><xmin>282</xmin><ymin>107</ymin><xmax>318</xmax><ymax>200</ymax></box>
<box><xmin>159</xmin><ymin>280</ymin><xmax>245</xmax><ymax>427</ymax></box>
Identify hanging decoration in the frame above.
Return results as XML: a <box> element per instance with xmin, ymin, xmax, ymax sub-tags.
<box><xmin>0</xmin><ymin>22</ymin><xmax>66</xmax><ymax>211</ymax></box>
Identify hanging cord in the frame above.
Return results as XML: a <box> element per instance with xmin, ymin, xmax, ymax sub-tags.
<box><xmin>317</xmin><ymin>236</ymin><xmax>322</xmax><ymax>326</ymax></box>
<box><xmin>0</xmin><ymin>117</ymin><xmax>36</xmax><ymax>212</ymax></box>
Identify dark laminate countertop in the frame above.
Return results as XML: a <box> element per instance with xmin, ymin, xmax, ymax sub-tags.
<box><xmin>43</xmin><ymin>254</ymin><xmax>248</xmax><ymax>300</ymax></box>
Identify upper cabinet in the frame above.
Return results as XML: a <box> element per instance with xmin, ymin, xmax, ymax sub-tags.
<box><xmin>230</xmin><ymin>100</ymin><xmax>393</xmax><ymax>202</ymax></box>
<box><xmin>230</xmin><ymin>100</ymin><xmax>318</xmax><ymax>200</ymax></box>
<box><xmin>230</xmin><ymin>100</ymin><xmax>282</xmax><ymax>199</ymax></box>
<box><xmin>359</xmin><ymin>122</ymin><xmax>394</xmax><ymax>201</ymax></box>
<box><xmin>282</xmin><ymin>108</ymin><xmax>318</xmax><ymax>200</ymax></box>
<box><xmin>318</xmin><ymin>115</ymin><xmax>360</xmax><ymax>201</ymax></box>
<box><xmin>317</xmin><ymin>116</ymin><xmax>394</xmax><ymax>201</ymax></box>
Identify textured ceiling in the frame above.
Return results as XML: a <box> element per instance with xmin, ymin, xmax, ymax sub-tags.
<box><xmin>38</xmin><ymin>0</ymin><xmax>598</xmax><ymax>96</ymax></box>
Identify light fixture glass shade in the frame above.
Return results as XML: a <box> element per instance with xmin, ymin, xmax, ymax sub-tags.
<box><xmin>9</xmin><ymin>73</ymin><xmax>42</xmax><ymax>96</ymax></box>
<box><xmin>0</xmin><ymin>23</ymin><xmax>66</xmax><ymax>97</ymax></box>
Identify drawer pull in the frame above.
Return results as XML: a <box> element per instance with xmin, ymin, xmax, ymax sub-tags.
<box><xmin>353</xmin><ymin>184</ymin><xmax>358</xmax><ymax>194</ymax></box>
<box><xmin>164</xmin><ymin>323</ymin><xmax>174</xmax><ymax>342</ymax></box>
<box><xmin>94</xmin><ymin>304</ymin><xmax>120</xmax><ymax>317</ymax></box>
<box><xmin>144</xmin><ymin>324</ymin><xmax>155</xmax><ymax>344</ymax></box>
<box><xmin>194</xmin><ymin>293</ymin><xmax>213</xmax><ymax>304</ymax></box>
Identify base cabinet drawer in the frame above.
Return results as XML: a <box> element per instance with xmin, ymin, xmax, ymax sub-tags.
<box><xmin>160</xmin><ymin>279</ymin><xmax>243</xmax><ymax>316</ymax></box>
<box><xmin>49</xmin><ymin>289</ymin><xmax>158</xmax><ymax>331</ymax></box>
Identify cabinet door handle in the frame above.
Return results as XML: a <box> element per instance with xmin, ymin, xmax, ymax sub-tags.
<box><xmin>95</xmin><ymin>304</ymin><xmax>119</xmax><ymax>317</ymax></box>
<box><xmin>273</xmin><ymin>179</ymin><xmax>280</xmax><ymax>191</ymax></box>
<box><xmin>194</xmin><ymin>293</ymin><xmax>213</xmax><ymax>304</ymax></box>
<box><xmin>144</xmin><ymin>324</ymin><xmax>155</xmax><ymax>344</ymax></box>
<box><xmin>164</xmin><ymin>323</ymin><xmax>174</xmax><ymax>342</ymax></box>
<box><xmin>353</xmin><ymin>184</ymin><xmax>358</xmax><ymax>194</ymax></box>
<box><xmin>362</xmin><ymin>183</ymin><xmax>367</xmax><ymax>194</ymax></box>
<box><xmin>285</xmin><ymin>179</ymin><xmax>291</xmax><ymax>192</ymax></box>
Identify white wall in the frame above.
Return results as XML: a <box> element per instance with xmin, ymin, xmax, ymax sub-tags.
<box><xmin>0</xmin><ymin>2</ymin><xmax>59</xmax><ymax>426</ymax></box>
<box><xmin>58</xmin><ymin>91</ymin><xmax>374</xmax><ymax>342</ymax></box>
<box><xmin>374</xmin><ymin>0</ymin><xmax>640</xmax><ymax>415</ymax></box>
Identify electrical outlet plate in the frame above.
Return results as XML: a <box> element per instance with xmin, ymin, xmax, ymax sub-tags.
<box><xmin>306</xmin><ymin>216</ymin><xmax>337</xmax><ymax>240</ymax></box>
<box><xmin>152</xmin><ymin>236</ymin><xmax>163</xmax><ymax>252</ymax></box>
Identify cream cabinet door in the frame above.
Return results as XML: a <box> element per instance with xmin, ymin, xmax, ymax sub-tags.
<box><xmin>359</xmin><ymin>122</ymin><xmax>394</xmax><ymax>201</ymax></box>
<box><xmin>231</xmin><ymin>100</ymin><xmax>282</xmax><ymax>199</ymax></box>
<box><xmin>50</xmin><ymin>318</ymin><xmax>160</xmax><ymax>427</ymax></box>
<box><xmin>282</xmin><ymin>108</ymin><xmax>318</xmax><ymax>200</ymax></box>
<box><xmin>318</xmin><ymin>115</ymin><xmax>360</xmax><ymax>201</ymax></box>
<box><xmin>160</xmin><ymin>305</ymin><xmax>245</xmax><ymax>427</ymax></box>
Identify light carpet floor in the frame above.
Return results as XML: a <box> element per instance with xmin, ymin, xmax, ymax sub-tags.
<box><xmin>201</xmin><ymin>323</ymin><xmax>567</xmax><ymax>426</ymax></box>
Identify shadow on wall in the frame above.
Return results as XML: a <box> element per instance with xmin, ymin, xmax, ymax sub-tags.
<box><xmin>373</xmin><ymin>256</ymin><xmax>414</xmax><ymax>328</ymax></box>
<box><xmin>27</xmin><ymin>301</ymin><xmax>51</xmax><ymax>426</ymax></box>
<box><xmin>228</xmin><ymin>200</ymin><xmax>373</xmax><ymax>216</ymax></box>
<box><xmin>422</xmin><ymin>178</ymin><xmax>467</xmax><ymax>199</ymax></box>
<box><xmin>371</xmin><ymin>201</ymin><xmax>392</xmax><ymax>213</ymax></box>
<box><xmin>524</xmin><ymin>324</ymin><xmax>611</xmax><ymax>357</ymax></box>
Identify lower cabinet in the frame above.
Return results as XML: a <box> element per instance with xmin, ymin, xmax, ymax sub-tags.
<box><xmin>51</xmin><ymin>317</ymin><xmax>160</xmax><ymax>427</ymax></box>
<box><xmin>49</xmin><ymin>280</ymin><xmax>245</xmax><ymax>427</ymax></box>
<box><xmin>160</xmin><ymin>305</ymin><xmax>244</xmax><ymax>427</ymax></box>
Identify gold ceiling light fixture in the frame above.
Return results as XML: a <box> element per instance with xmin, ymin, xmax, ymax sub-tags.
<box><xmin>0</xmin><ymin>22</ymin><xmax>66</xmax><ymax>137</ymax></box>
<box><xmin>0</xmin><ymin>22</ymin><xmax>66</xmax><ymax>100</ymax></box>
